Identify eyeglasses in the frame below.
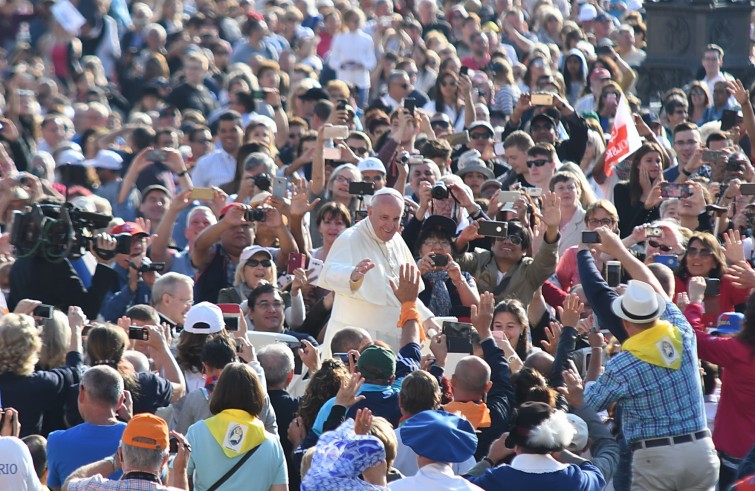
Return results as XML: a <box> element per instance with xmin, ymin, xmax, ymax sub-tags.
<box><xmin>496</xmin><ymin>235</ymin><xmax>523</xmax><ymax>246</ymax></box>
<box><xmin>469</xmin><ymin>132</ymin><xmax>491</xmax><ymax>140</ymax></box>
<box><xmin>647</xmin><ymin>240</ymin><xmax>673</xmax><ymax>252</ymax></box>
<box><xmin>246</xmin><ymin>259</ymin><xmax>273</xmax><ymax>268</ymax></box>
<box><xmin>686</xmin><ymin>247</ymin><xmax>713</xmax><ymax>258</ymax></box>
<box><xmin>423</xmin><ymin>240</ymin><xmax>452</xmax><ymax>248</ymax></box>
<box><xmin>255</xmin><ymin>301</ymin><xmax>284</xmax><ymax>310</ymax></box>
<box><xmin>527</xmin><ymin>159</ymin><xmax>550</xmax><ymax>168</ymax></box>
<box><xmin>348</xmin><ymin>146</ymin><xmax>368</xmax><ymax>155</ymax></box>
<box><xmin>167</xmin><ymin>294</ymin><xmax>194</xmax><ymax>306</ymax></box>
<box><xmin>587</xmin><ymin>218</ymin><xmax>614</xmax><ymax>227</ymax></box>
<box><xmin>335</xmin><ymin>174</ymin><xmax>355</xmax><ymax>184</ymax></box>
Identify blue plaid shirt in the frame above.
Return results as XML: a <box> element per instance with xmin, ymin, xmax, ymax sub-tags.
<box><xmin>584</xmin><ymin>300</ymin><xmax>707</xmax><ymax>443</ymax></box>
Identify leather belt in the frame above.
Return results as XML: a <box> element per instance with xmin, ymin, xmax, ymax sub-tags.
<box><xmin>631</xmin><ymin>430</ymin><xmax>710</xmax><ymax>451</ymax></box>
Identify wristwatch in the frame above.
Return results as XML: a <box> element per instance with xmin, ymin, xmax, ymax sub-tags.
<box><xmin>104</xmin><ymin>455</ymin><xmax>120</xmax><ymax>471</ymax></box>
<box><xmin>507</xmin><ymin>354</ymin><xmax>519</xmax><ymax>364</ymax></box>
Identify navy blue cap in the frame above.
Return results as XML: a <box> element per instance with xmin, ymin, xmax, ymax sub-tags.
<box><xmin>401</xmin><ymin>410</ymin><xmax>477</xmax><ymax>463</ymax></box>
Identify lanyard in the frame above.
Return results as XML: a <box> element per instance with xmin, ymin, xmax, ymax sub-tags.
<box><xmin>122</xmin><ymin>471</ymin><xmax>160</xmax><ymax>483</ymax></box>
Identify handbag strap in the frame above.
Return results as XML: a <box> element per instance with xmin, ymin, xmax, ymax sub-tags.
<box><xmin>206</xmin><ymin>444</ymin><xmax>261</xmax><ymax>491</ymax></box>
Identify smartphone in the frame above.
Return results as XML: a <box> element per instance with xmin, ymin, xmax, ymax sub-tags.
<box><xmin>404</xmin><ymin>97</ymin><xmax>416</xmax><ymax>116</ymax></box>
<box><xmin>605</xmin><ymin>261</ymin><xmax>622</xmax><ymax>288</ymax></box>
<box><xmin>445</xmin><ymin>131</ymin><xmax>470</xmax><ymax>146</ymax></box>
<box><xmin>705</xmin><ymin>277</ymin><xmax>721</xmax><ymax>296</ymax></box>
<box><xmin>494</xmin><ymin>141</ymin><xmax>505</xmax><ymax>155</ymax></box>
<box><xmin>128</xmin><ymin>326</ymin><xmax>149</xmax><ymax>340</ymax></box>
<box><xmin>429</xmin><ymin>253</ymin><xmax>449</xmax><ymax>267</ymax></box>
<box><xmin>721</xmin><ymin>109</ymin><xmax>738</xmax><ymax>131</ymax></box>
<box><xmin>146</xmin><ymin>149</ymin><xmax>167</xmax><ymax>162</ymax></box>
<box><xmin>217</xmin><ymin>304</ymin><xmax>242</xmax><ymax>332</ymax></box>
<box><xmin>348</xmin><ymin>181</ymin><xmax>375</xmax><ymax>196</ymax></box>
<box><xmin>307</xmin><ymin>257</ymin><xmax>324</xmax><ymax>280</ymax></box>
<box><xmin>189</xmin><ymin>187</ymin><xmax>215</xmax><ymax>200</ymax></box>
<box><xmin>740</xmin><ymin>183</ymin><xmax>755</xmax><ymax>196</ymax></box>
<box><xmin>531</xmin><ymin>93</ymin><xmax>554</xmax><ymax>106</ymax></box>
<box><xmin>443</xmin><ymin>321</ymin><xmax>474</xmax><ymax>354</ymax></box>
<box><xmin>525</xmin><ymin>187</ymin><xmax>543</xmax><ymax>198</ymax></box>
<box><xmin>322</xmin><ymin>147</ymin><xmax>342</xmax><ymax>160</ymax></box>
<box><xmin>478</xmin><ymin>220</ymin><xmax>508</xmax><ymax>238</ymax></box>
<box><xmin>660</xmin><ymin>182</ymin><xmax>692</xmax><ymax>199</ymax></box>
<box><xmin>33</xmin><ymin>304</ymin><xmax>54</xmax><ymax>319</ymax></box>
<box><xmin>272</xmin><ymin>176</ymin><xmax>287</xmax><ymax>198</ymax></box>
<box><xmin>654</xmin><ymin>254</ymin><xmax>679</xmax><ymax>269</ymax></box>
<box><xmin>169</xmin><ymin>437</ymin><xmax>179</xmax><ymax>454</ymax></box>
<box><xmin>499</xmin><ymin>190</ymin><xmax>521</xmax><ymax>204</ymax></box>
<box><xmin>702</xmin><ymin>149</ymin><xmax>724</xmax><ymax>163</ymax></box>
<box><xmin>288</xmin><ymin>252</ymin><xmax>307</xmax><ymax>275</ymax></box>
<box><xmin>336</xmin><ymin>98</ymin><xmax>348</xmax><ymax>111</ymax></box>
<box><xmin>582</xmin><ymin>231</ymin><xmax>601</xmax><ymax>244</ymax></box>
<box><xmin>459</xmin><ymin>66</ymin><xmax>469</xmax><ymax>77</ymax></box>
<box><xmin>323</xmin><ymin>125</ymin><xmax>349</xmax><ymax>140</ymax></box>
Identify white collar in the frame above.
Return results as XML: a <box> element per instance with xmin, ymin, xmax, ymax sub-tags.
<box><xmin>419</xmin><ymin>462</ymin><xmax>455</xmax><ymax>477</ymax></box>
<box><xmin>510</xmin><ymin>454</ymin><xmax>568</xmax><ymax>474</ymax></box>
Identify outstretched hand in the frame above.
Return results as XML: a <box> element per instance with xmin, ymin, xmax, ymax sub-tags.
<box><xmin>389</xmin><ymin>263</ymin><xmax>421</xmax><ymax>304</ymax></box>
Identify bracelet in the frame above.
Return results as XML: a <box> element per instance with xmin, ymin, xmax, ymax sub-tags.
<box><xmin>482</xmin><ymin>456</ymin><xmax>495</xmax><ymax>466</ymax></box>
<box><xmin>177</xmin><ymin>169</ymin><xmax>188</xmax><ymax>177</ymax></box>
<box><xmin>680</xmin><ymin>167</ymin><xmax>690</xmax><ymax>177</ymax></box>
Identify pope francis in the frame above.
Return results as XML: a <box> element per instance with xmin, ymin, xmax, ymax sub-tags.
<box><xmin>318</xmin><ymin>187</ymin><xmax>436</xmax><ymax>355</ymax></box>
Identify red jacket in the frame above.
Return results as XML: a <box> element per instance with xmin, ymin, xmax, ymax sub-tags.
<box><xmin>674</xmin><ymin>275</ymin><xmax>750</xmax><ymax>328</ymax></box>
<box><xmin>691</xmin><ymin>312</ymin><xmax>755</xmax><ymax>458</ymax></box>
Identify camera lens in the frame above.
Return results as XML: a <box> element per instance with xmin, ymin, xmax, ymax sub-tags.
<box><xmin>431</xmin><ymin>181</ymin><xmax>449</xmax><ymax>200</ymax></box>
<box><xmin>245</xmin><ymin>208</ymin><xmax>267</xmax><ymax>222</ymax></box>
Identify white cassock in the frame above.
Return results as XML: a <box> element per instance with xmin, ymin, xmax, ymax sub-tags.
<box><xmin>317</xmin><ymin>216</ymin><xmax>434</xmax><ymax>356</ymax></box>
<box><xmin>388</xmin><ymin>463</ymin><xmax>484</xmax><ymax>491</ymax></box>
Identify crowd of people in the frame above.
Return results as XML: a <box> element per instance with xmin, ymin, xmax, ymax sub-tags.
<box><xmin>1</xmin><ymin>0</ymin><xmax>755</xmax><ymax>489</ymax></box>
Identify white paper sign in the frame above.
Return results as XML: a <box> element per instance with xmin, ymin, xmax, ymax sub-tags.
<box><xmin>51</xmin><ymin>0</ymin><xmax>86</xmax><ymax>35</ymax></box>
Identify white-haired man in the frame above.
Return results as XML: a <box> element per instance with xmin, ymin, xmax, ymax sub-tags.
<box><xmin>318</xmin><ymin>188</ymin><xmax>437</xmax><ymax>354</ymax></box>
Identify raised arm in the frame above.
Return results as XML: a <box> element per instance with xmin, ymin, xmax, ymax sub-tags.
<box><xmin>310</xmin><ymin>126</ymin><xmax>328</xmax><ymax>196</ymax></box>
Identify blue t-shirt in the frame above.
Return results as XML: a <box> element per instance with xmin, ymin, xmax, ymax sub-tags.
<box><xmin>47</xmin><ymin>422</ymin><xmax>126</xmax><ymax>487</ymax></box>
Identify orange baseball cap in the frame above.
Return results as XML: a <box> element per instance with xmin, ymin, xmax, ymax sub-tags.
<box><xmin>122</xmin><ymin>414</ymin><xmax>169</xmax><ymax>450</ymax></box>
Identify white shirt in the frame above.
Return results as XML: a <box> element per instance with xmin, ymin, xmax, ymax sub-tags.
<box><xmin>191</xmin><ymin>148</ymin><xmax>237</xmax><ymax>188</ymax></box>
<box><xmin>328</xmin><ymin>30</ymin><xmax>378</xmax><ymax>88</ymax></box>
<box><xmin>389</xmin><ymin>463</ymin><xmax>483</xmax><ymax>491</ymax></box>
<box><xmin>0</xmin><ymin>437</ymin><xmax>42</xmax><ymax>491</ymax></box>
<box><xmin>558</xmin><ymin>206</ymin><xmax>586</xmax><ymax>256</ymax></box>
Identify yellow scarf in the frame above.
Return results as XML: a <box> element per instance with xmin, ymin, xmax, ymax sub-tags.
<box><xmin>622</xmin><ymin>320</ymin><xmax>683</xmax><ymax>370</ymax></box>
<box><xmin>443</xmin><ymin>401</ymin><xmax>492</xmax><ymax>429</ymax></box>
<box><xmin>205</xmin><ymin>409</ymin><xmax>266</xmax><ymax>458</ymax></box>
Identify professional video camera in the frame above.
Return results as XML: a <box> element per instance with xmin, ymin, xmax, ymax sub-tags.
<box><xmin>9</xmin><ymin>202</ymin><xmax>131</xmax><ymax>262</ymax></box>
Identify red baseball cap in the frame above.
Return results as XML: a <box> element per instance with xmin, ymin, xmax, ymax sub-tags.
<box><xmin>111</xmin><ymin>222</ymin><xmax>148</xmax><ymax>237</ymax></box>
<box><xmin>220</xmin><ymin>202</ymin><xmax>245</xmax><ymax>218</ymax></box>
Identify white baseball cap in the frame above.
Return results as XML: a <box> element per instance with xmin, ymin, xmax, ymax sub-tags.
<box><xmin>578</xmin><ymin>4</ymin><xmax>597</xmax><ymax>22</ymax></box>
<box><xmin>239</xmin><ymin>245</ymin><xmax>273</xmax><ymax>265</ymax></box>
<box><xmin>55</xmin><ymin>148</ymin><xmax>86</xmax><ymax>167</ymax></box>
<box><xmin>183</xmin><ymin>302</ymin><xmax>225</xmax><ymax>334</ymax></box>
<box><xmin>84</xmin><ymin>149</ymin><xmax>123</xmax><ymax>171</ymax></box>
<box><xmin>357</xmin><ymin>157</ymin><xmax>386</xmax><ymax>175</ymax></box>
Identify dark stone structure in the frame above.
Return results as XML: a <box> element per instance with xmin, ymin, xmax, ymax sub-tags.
<box><xmin>637</xmin><ymin>0</ymin><xmax>754</xmax><ymax>103</ymax></box>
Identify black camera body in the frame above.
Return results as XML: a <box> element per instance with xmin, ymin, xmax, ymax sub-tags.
<box><xmin>431</xmin><ymin>181</ymin><xmax>449</xmax><ymax>200</ymax></box>
<box><xmin>10</xmin><ymin>203</ymin><xmax>117</xmax><ymax>261</ymax></box>
<box><xmin>253</xmin><ymin>174</ymin><xmax>271</xmax><ymax>192</ymax></box>
<box><xmin>245</xmin><ymin>208</ymin><xmax>267</xmax><ymax>222</ymax></box>
<box><xmin>130</xmin><ymin>257</ymin><xmax>165</xmax><ymax>273</ymax></box>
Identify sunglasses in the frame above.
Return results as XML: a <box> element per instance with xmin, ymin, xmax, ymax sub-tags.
<box><xmin>431</xmin><ymin>120</ymin><xmax>451</xmax><ymax>128</ymax></box>
<box><xmin>246</xmin><ymin>259</ymin><xmax>272</xmax><ymax>267</ymax></box>
<box><xmin>496</xmin><ymin>235</ymin><xmax>523</xmax><ymax>245</ymax></box>
<box><xmin>647</xmin><ymin>240</ymin><xmax>672</xmax><ymax>252</ymax></box>
<box><xmin>686</xmin><ymin>247</ymin><xmax>713</xmax><ymax>258</ymax></box>
<box><xmin>527</xmin><ymin>159</ymin><xmax>550</xmax><ymax>168</ymax></box>
<box><xmin>348</xmin><ymin>146</ymin><xmax>368</xmax><ymax>155</ymax></box>
<box><xmin>469</xmin><ymin>132</ymin><xmax>491</xmax><ymax>140</ymax></box>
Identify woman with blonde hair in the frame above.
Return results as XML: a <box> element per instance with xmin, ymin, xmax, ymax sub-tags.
<box><xmin>0</xmin><ymin>307</ymin><xmax>84</xmax><ymax>436</ymax></box>
<box><xmin>37</xmin><ymin>310</ymin><xmax>72</xmax><ymax>371</ymax></box>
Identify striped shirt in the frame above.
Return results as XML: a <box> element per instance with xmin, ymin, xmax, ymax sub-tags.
<box><xmin>584</xmin><ymin>301</ymin><xmax>707</xmax><ymax>443</ymax></box>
